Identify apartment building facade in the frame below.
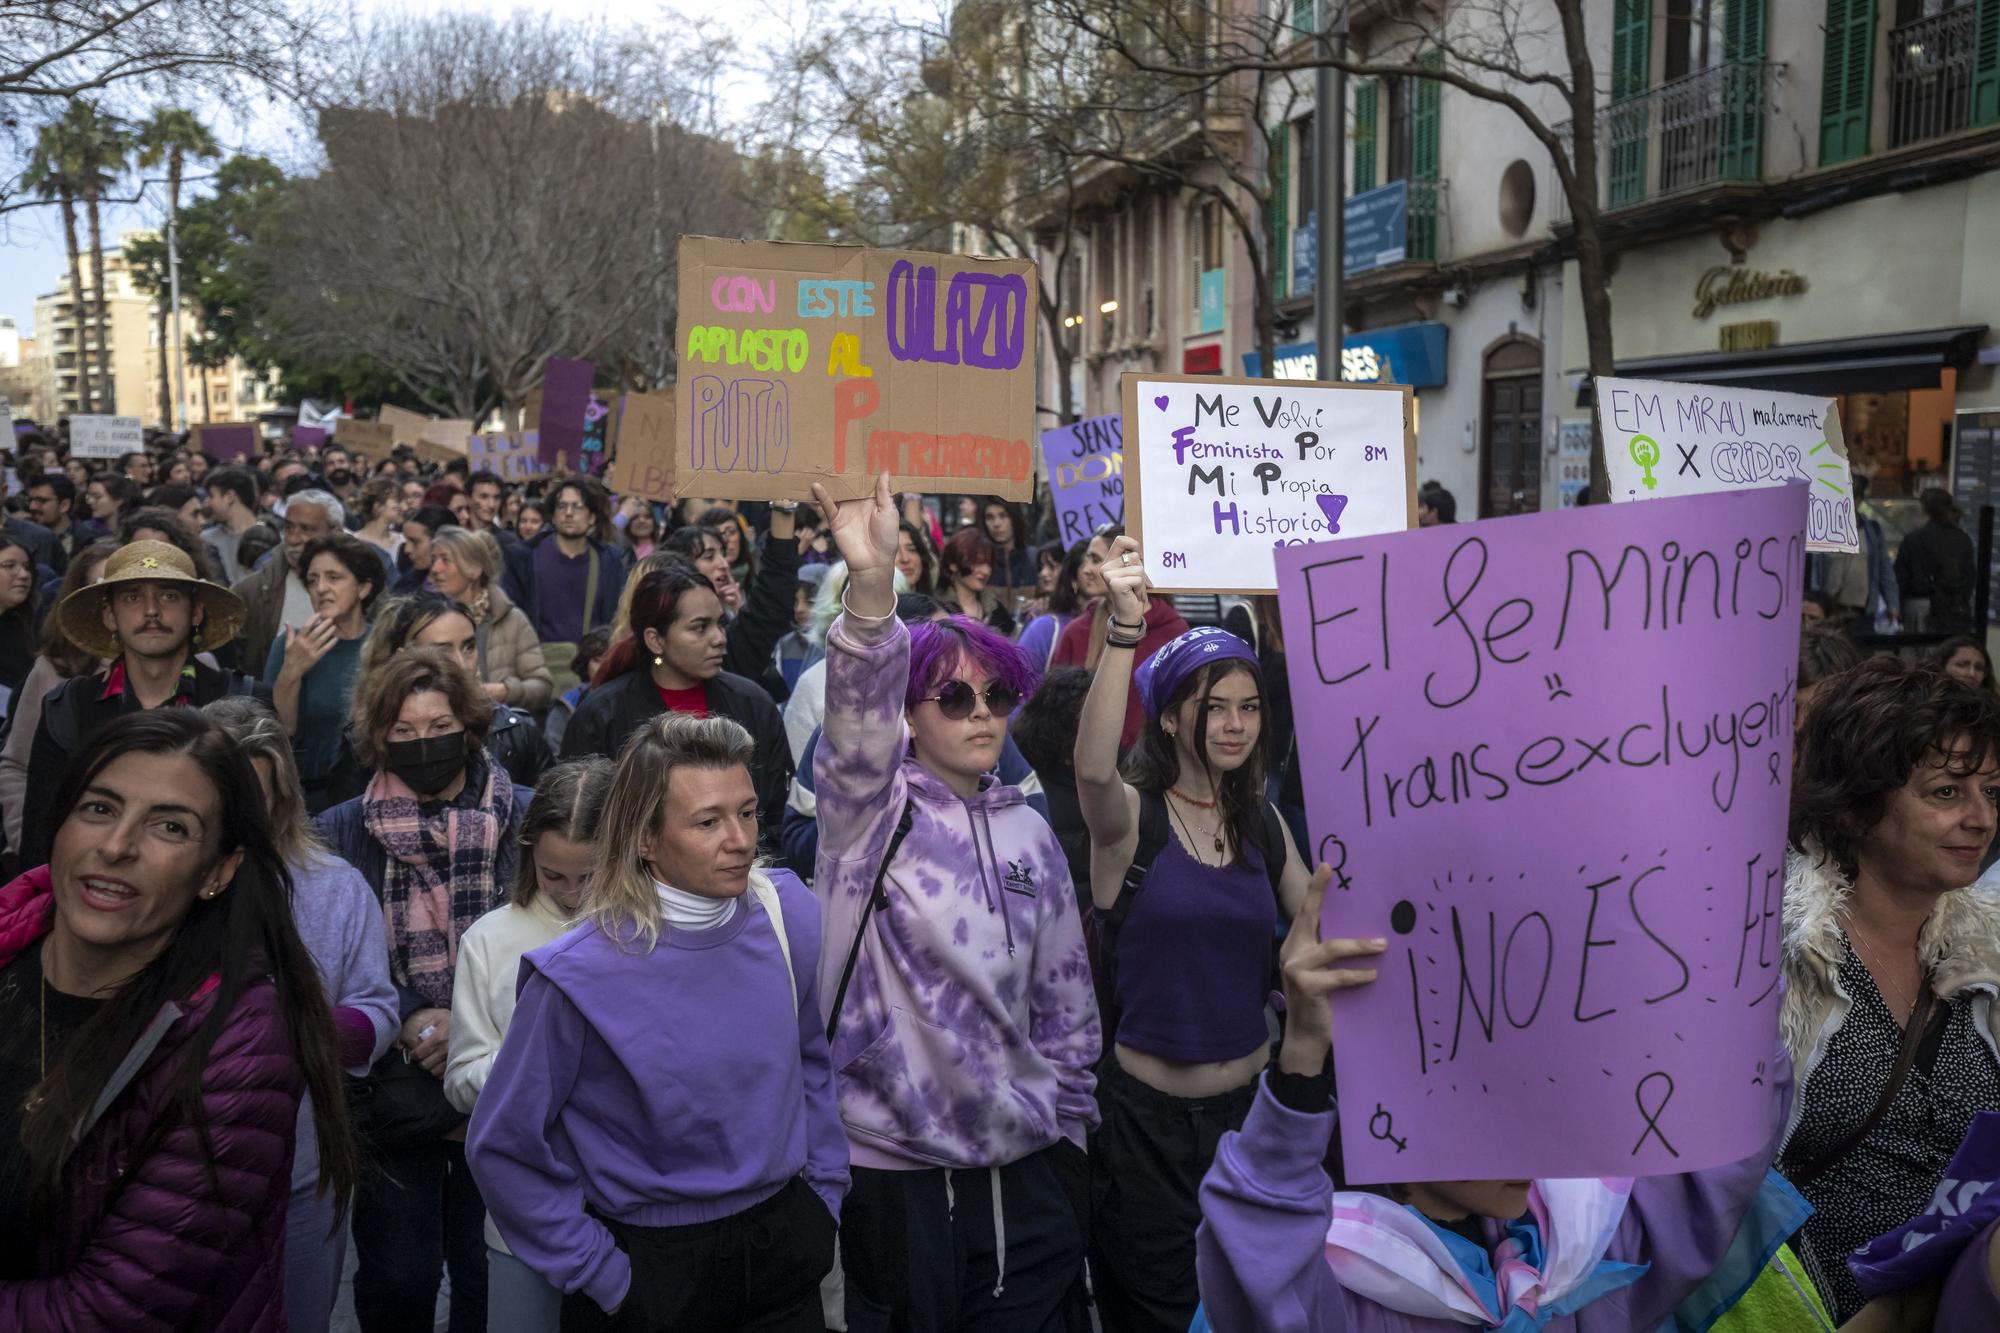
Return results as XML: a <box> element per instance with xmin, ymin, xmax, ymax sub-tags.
<box><xmin>1558</xmin><ymin>0</ymin><xmax>2000</xmax><ymax>507</ymax></box>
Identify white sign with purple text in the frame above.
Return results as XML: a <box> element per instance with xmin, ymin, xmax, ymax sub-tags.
<box><xmin>1122</xmin><ymin>373</ymin><xmax>1415</xmax><ymax>594</ymax></box>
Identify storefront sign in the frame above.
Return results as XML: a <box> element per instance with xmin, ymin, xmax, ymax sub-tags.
<box><xmin>1345</xmin><ymin>180</ymin><xmax>1408</xmax><ymax>275</ymax></box>
<box><xmin>1718</xmin><ymin>320</ymin><xmax>1778</xmax><ymax>352</ymax></box>
<box><xmin>1198</xmin><ymin>268</ymin><xmax>1226</xmax><ymax>335</ymax></box>
<box><xmin>1241</xmin><ymin>322</ymin><xmax>1449</xmax><ymax>388</ymax></box>
<box><xmin>1692</xmin><ymin>267</ymin><xmax>1808</xmax><ymax>319</ymax></box>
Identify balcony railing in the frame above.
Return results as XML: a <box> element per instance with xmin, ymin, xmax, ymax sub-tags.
<box><xmin>1889</xmin><ymin>6</ymin><xmax>1976</xmax><ymax>148</ymax></box>
<box><xmin>1602</xmin><ymin>61</ymin><xmax>1782</xmax><ymax>208</ymax></box>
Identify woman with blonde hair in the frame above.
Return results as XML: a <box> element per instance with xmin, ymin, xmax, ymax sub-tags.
<box><xmin>203</xmin><ymin>695</ymin><xmax>398</xmax><ymax>1333</ymax></box>
<box><xmin>468</xmin><ymin>713</ymin><xmax>846</xmax><ymax>1329</ymax></box>
<box><xmin>448</xmin><ymin>758</ymin><xmax>615</xmax><ymax>1333</ymax></box>
<box><xmin>428</xmin><ymin>525</ymin><xmax>553</xmax><ymax>711</ymax></box>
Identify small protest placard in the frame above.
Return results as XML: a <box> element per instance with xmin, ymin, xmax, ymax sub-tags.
<box><xmin>292</xmin><ymin>426</ymin><xmax>326</xmax><ymax>451</ymax></box>
<box><xmin>676</xmin><ymin>236</ymin><xmax>1036</xmax><ymax>503</ymax></box>
<box><xmin>69</xmin><ymin>414</ymin><xmax>144</xmax><ymax>460</ymax></box>
<box><xmin>536</xmin><ymin>359</ymin><xmax>594</xmax><ymax>471</ymax></box>
<box><xmin>469</xmin><ymin>431</ymin><xmax>544</xmax><ymax>483</ymax></box>
<box><xmin>378</xmin><ymin>404</ymin><xmax>432</xmax><ymax>447</ymax></box>
<box><xmin>414</xmin><ymin>421</ymin><xmax>473</xmax><ymax>465</ymax></box>
<box><xmin>1041</xmin><ymin>415</ymin><xmax>1123</xmax><ymax>545</ymax></box>
<box><xmin>1123</xmin><ymin>373</ymin><xmax>1414</xmax><ymax>594</ymax></box>
<box><xmin>192</xmin><ymin>422</ymin><xmax>258</xmax><ymax>463</ymax></box>
<box><xmin>608</xmin><ymin>391</ymin><xmax>675</xmax><ymax>503</ymax></box>
<box><xmin>1274</xmin><ymin>486</ymin><xmax>1801</xmax><ymax>1184</ymax></box>
<box><xmin>334</xmin><ymin>418</ymin><xmax>395</xmax><ymax>454</ymax></box>
<box><xmin>1597</xmin><ymin>377</ymin><xmax>1855</xmax><ymax>553</ymax></box>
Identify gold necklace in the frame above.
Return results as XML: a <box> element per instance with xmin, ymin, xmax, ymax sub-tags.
<box><xmin>1849</xmin><ymin>925</ymin><xmax>1921</xmax><ymax>1024</ymax></box>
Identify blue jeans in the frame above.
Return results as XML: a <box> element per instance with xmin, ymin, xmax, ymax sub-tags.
<box><xmin>486</xmin><ymin>1246</ymin><xmax>561</xmax><ymax>1333</ymax></box>
<box><xmin>286</xmin><ymin>1184</ymin><xmax>346</xmax><ymax>1333</ymax></box>
<box><xmin>351</xmin><ymin>1138</ymin><xmax>488</xmax><ymax>1333</ymax></box>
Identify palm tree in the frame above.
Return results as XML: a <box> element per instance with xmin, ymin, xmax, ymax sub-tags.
<box><xmin>136</xmin><ymin>109</ymin><xmax>220</xmax><ymax>429</ymax></box>
<box><xmin>23</xmin><ymin>119</ymin><xmax>95</xmax><ymax>414</ymax></box>
<box><xmin>61</xmin><ymin>102</ymin><xmax>132</xmax><ymax>419</ymax></box>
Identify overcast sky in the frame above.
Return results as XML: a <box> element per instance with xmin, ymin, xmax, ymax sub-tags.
<box><xmin>0</xmin><ymin>0</ymin><xmax>858</xmax><ymax>337</ymax></box>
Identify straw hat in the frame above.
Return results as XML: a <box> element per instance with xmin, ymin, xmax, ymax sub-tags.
<box><xmin>57</xmin><ymin>540</ymin><xmax>248</xmax><ymax>660</ymax></box>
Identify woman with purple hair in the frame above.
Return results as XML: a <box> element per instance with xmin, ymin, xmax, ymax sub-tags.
<box><xmin>809</xmin><ymin>473</ymin><xmax>1101</xmax><ymax>1331</ymax></box>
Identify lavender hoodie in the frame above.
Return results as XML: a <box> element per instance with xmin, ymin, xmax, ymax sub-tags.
<box><xmin>465</xmin><ymin>869</ymin><xmax>847</xmax><ymax>1314</ymax></box>
<box><xmin>814</xmin><ymin>610</ymin><xmax>1101</xmax><ymax>1170</ymax></box>
<box><xmin>1196</xmin><ymin>1046</ymin><xmax>1794</xmax><ymax>1332</ymax></box>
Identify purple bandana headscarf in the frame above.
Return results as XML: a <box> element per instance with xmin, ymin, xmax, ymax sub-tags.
<box><xmin>1133</xmin><ymin>625</ymin><xmax>1257</xmax><ymax>720</ymax></box>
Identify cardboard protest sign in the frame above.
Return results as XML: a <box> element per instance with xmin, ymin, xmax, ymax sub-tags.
<box><xmin>1041</xmin><ymin>415</ymin><xmax>1123</xmax><ymax>545</ymax></box>
<box><xmin>69</xmin><ymin>414</ymin><xmax>143</xmax><ymax>460</ymax></box>
<box><xmin>1273</xmin><ymin>486</ymin><xmax>1802</xmax><ymax>1183</ymax></box>
<box><xmin>334</xmin><ymin>418</ymin><xmax>394</xmax><ymax>454</ymax></box>
<box><xmin>1597</xmin><ymin>377</ymin><xmax>1856</xmax><ymax>554</ymax></box>
<box><xmin>676</xmin><ymin>236</ymin><xmax>1036</xmax><ymax>503</ymax></box>
<box><xmin>1123</xmin><ymin>373</ymin><xmax>1414</xmax><ymax>594</ymax></box>
<box><xmin>607</xmin><ymin>391</ymin><xmax>675</xmax><ymax>503</ymax></box>
<box><xmin>416</xmin><ymin>420</ymin><xmax>473</xmax><ymax>461</ymax></box>
<box><xmin>292</xmin><ymin>426</ymin><xmax>327</xmax><ymax>451</ymax></box>
<box><xmin>192</xmin><ymin>422</ymin><xmax>258</xmax><ymax>463</ymax></box>
<box><xmin>469</xmin><ymin>431</ymin><xmax>544</xmax><ymax>484</ymax></box>
<box><xmin>536</xmin><ymin>359</ymin><xmax>594</xmax><ymax>471</ymax></box>
<box><xmin>378</xmin><ymin>404</ymin><xmax>432</xmax><ymax>446</ymax></box>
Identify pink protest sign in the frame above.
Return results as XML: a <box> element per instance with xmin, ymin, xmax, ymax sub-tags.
<box><xmin>1274</xmin><ymin>485</ymin><xmax>1803</xmax><ymax>1184</ymax></box>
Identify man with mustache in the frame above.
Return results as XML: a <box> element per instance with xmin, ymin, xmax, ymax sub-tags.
<box><xmin>18</xmin><ymin>541</ymin><xmax>270</xmax><ymax>867</ymax></box>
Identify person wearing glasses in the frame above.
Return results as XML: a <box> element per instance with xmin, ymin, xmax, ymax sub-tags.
<box><xmin>522</xmin><ymin>479</ymin><xmax>627</xmax><ymax>670</ymax></box>
<box><xmin>811</xmin><ymin>474</ymin><xmax>1100</xmax><ymax>1330</ymax></box>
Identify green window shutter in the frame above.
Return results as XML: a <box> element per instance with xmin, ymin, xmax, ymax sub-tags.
<box><xmin>1974</xmin><ymin>0</ymin><xmax>2000</xmax><ymax>125</ymax></box>
<box><xmin>1352</xmin><ymin>80</ymin><xmax>1378</xmax><ymax>194</ymax></box>
<box><xmin>1718</xmin><ymin>0</ymin><xmax>1768</xmax><ymax>179</ymax></box>
<box><xmin>1609</xmin><ymin>0</ymin><xmax>1652</xmax><ymax>207</ymax></box>
<box><xmin>1268</xmin><ymin>125</ymin><xmax>1290</xmax><ymax>301</ymax></box>
<box><xmin>1292</xmin><ymin>0</ymin><xmax>1314</xmax><ymax>36</ymax></box>
<box><xmin>1819</xmin><ymin>0</ymin><xmax>1876</xmax><ymax>166</ymax></box>
<box><xmin>1412</xmin><ymin>51</ymin><xmax>1441</xmax><ymax>182</ymax></box>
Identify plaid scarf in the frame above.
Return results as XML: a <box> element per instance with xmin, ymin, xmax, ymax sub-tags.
<box><xmin>362</xmin><ymin>754</ymin><xmax>513</xmax><ymax>1008</ymax></box>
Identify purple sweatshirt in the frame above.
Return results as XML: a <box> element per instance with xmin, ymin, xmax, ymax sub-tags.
<box><xmin>1196</xmin><ymin>1050</ymin><xmax>1795</xmax><ymax>1332</ymax></box>
<box><xmin>289</xmin><ymin>847</ymin><xmax>398</xmax><ymax>1195</ymax></box>
<box><xmin>814</xmin><ymin>610</ymin><xmax>1101</xmax><ymax>1170</ymax></box>
<box><xmin>464</xmin><ymin>869</ymin><xmax>848</xmax><ymax>1314</ymax></box>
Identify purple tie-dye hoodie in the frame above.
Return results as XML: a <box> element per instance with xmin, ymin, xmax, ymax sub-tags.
<box><xmin>814</xmin><ymin>609</ymin><xmax>1102</xmax><ymax>1170</ymax></box>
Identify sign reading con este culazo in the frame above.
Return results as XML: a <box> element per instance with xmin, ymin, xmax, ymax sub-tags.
<box><xmin>676</xmin><ymin>236</ymin><xmax>1036</xmax><ymax>502</ymax></box>
<box><xmin>1275</xmin><ymin>486</ymin><xmax>1801</xmax><ymax>1184</ymax></box>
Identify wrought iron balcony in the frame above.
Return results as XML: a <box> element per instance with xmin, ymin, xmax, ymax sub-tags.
<box><xmin>1889</xmin><ymin>6</ymin><xmax>1976</xmax><ymax>148</ymax></box>
<box><xmin>1601</xmin><ymin>60</ymin><xmax>1784</xmax><ymax>209</ymax></box>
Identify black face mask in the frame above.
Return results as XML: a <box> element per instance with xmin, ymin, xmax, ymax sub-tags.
<box><xmin>383</xmin><ymin>733</ymin><xmax>469</xmax><ymax>797</ymax></box>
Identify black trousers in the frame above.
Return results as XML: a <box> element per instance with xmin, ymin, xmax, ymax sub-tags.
<box><xmin>560</xmin><ymin>1176</ymin><xmax>834</xmax><ymax>1333</ymax></box>
<box><xmin>841</xmin><ymin>1144</ymin><xmax>1087</xmax><ymax>1333</ymax></box>
<box><xmin>1088</xmin><ymin>1059</ymin><xmax>1257</xmax><ymax>1333</ymax></box>
<box><xmin>350</xmin><ymin>1137</ymin><xmax>489</xmax><ymax>1333</ymax></box>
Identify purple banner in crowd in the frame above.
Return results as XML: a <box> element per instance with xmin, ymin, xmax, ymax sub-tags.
<box><xmin>1274</xmin><ymin>486</ymin><xmax>1805</xmax><ymax>1184</ymax></box>
<box><xmin>1040</xmin><ymin>415</ymin><xmax>1123</xmax><ymax>545</ymax></box>
<box><xmin>292</xmin><ymin>426</ymin><xmax>326</xmax><ymax>451</ymax></box>
<box><xmin>537</xmin><ymin>358</ymin><xmax>594</xmax><ymax>469</ymax></box>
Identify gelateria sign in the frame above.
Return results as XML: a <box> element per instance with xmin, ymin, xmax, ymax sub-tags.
<box><xmin>1692</xmin><ymin>266</ymin><xmax>1808</xmax><ymax>319</ymax></box>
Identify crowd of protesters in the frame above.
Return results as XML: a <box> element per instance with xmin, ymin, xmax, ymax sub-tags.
<box><xmin>0</xmin><ymin>412</ymin><xmax>1997</xmax><ymax>1333</ymax></box>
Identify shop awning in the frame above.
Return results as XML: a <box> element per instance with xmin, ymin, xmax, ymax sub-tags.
<box><xmin>1612</xmin><ymin>325</ymin><xmax>1988</xmax><ymax>397</ymax></box>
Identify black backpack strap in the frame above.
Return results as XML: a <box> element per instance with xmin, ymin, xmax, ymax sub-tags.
<box><xmin>826</xmin><ymin>799</ymin><xmax>915</xmax><ymax>1043</ymax></box>
<box><xmin>1258</xmin><ymin>801</ymin><xmax>1289</xmax><ymax>903</ymax></box>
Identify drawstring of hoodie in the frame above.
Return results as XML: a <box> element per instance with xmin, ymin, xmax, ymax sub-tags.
<box><xmin>963</xmin><ymin>799</ymin><xmax>1016</xmax><ymax>957</ymax></box>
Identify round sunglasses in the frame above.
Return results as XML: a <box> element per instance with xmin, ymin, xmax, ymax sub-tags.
<box><xmin>918</xmin><ymin>680</ymin><xmax>1022</xmax><ymax>720</ymax></box>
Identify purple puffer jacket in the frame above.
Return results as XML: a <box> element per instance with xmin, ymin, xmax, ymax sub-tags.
<box><xmin>0</xmin><ymin>866</ymin><xmax>304</xmax><ymax>1332</ymax></box>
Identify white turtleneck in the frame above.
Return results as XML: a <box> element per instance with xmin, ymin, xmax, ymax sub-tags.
<box><xmin>653</xmin><ymin>875</ymin><xmax>738</xmax><ymax>931</ymax></box>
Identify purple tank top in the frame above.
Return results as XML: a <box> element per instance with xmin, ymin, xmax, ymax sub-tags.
<box><xmin>1112</xmin><ymin>835</ymin><xmax>1277</xmax><ymax>1062</ymax></box>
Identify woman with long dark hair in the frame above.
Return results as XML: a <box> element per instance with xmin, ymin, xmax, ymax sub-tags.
<box><xmin>268</xmin><ymin>533</ymin><xmax>387</xmax><ymax>813</ymax></box>
<box><xmin>1018</xmin><ymin>540</ymin><xmax>1086</xmax><ymax>672</ymax></box>
<box><xmin>979</xmin><ymin>495</ymin><xmax>1036</xmax><ymax>604</ymax></box>
<box><xmin>315</xmin><ymin>647</ymin><xmax>532</xmax><ymax>1333</ymax></box>
<box><xmin>937</xmin><ymin>526</ymin><xmax>1016</xmax><ymax>635</ymax></box>
<box><xmin>894</xmin><ymin>519</ymin><xmax>939</xmax><ymax>597</ymax></box>
<box><xmin>0</xmin><ymin>534</ymin><xmax>39</xmax><ymax>696</ymax></box>
<box><xmin>1780</xmin><ymin>657</ymin><xmax>2000</xmax><ymax>1322</ymax></box>
<box><xmin>1071</xmin><ymin>533</ymin><xmax>1309</xmax><ymax>1333</ymax></box>
<box><xmin>558</xmin><ymin>563</ymin><xmax>790</xmax><ymax>842</ymax></box>
<box><xmin>0</xmin><ymin>710</ymin><xmax>356</xmax><ymax>1327</ymax></box>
